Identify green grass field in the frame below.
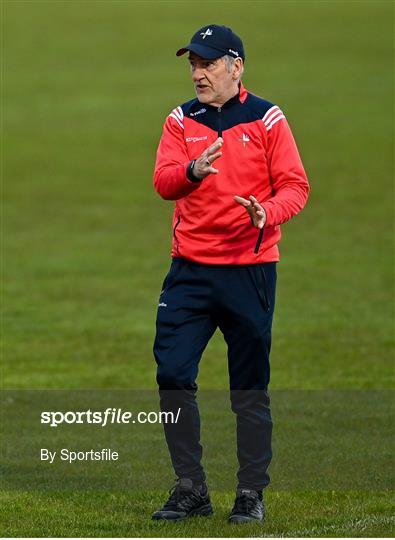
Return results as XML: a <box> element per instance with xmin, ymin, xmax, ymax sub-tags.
<box><xmin>2</xmin><ymin>0</ymin><xmax>394</xmax><ymax>536</ymax></box>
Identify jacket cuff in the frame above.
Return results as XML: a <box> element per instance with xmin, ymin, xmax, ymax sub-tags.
<box><xmin>186</xmin><ymin>160</ymin><xmax>203</xmax><ymax>183</ymax></box>
<box><xmin>261</xmin><ymin>203</ymin><xmax>274</xmax><ymax>227</ymax></box>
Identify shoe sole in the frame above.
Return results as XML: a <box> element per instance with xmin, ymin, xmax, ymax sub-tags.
<box><xmin>152</xmin><ymin>503</ymin><xmax>213</xmax><ymax>521</ymax></box>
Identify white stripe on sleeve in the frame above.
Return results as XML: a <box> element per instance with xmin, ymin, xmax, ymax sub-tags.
<box><xmin>262</xmin><ymin>105</ymin><xmax>280</xmax><ymax>123</ymax></box>
<box><xmin>169</xmin><ymin>113</ymin><xmax>184</xmax><ymax>129</ymax></box>
<box><xmin>173</xmin><ymin>106</ymin><xmax>184</xmax><ymax>121</ymax></box>
<box><xmin>264</xmin><ymin>109</ymin><xmax>284</xmax><ymax>127</ymax></box>
<box><xmin>266</xmin><ymin>114</ymin><xmax>285</xmax><ymax>131</ymax></box>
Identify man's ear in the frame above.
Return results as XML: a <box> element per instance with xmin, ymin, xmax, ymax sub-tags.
<box><xmin>233</xmin><ymin>58</ymin><xmax>243</xmax><ymax>80</ymax></box>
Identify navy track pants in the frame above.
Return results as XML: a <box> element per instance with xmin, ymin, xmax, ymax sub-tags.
<box><xmin>153</xmin><ymin>257</ymin><xmax>277</xmax><ymax>491</ymax></box>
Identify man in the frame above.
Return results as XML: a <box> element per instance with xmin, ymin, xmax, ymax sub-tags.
<box><xmin>151</xmin><ymin>24</ymin><xmax>309</xmax><ymax>524</ymax></box>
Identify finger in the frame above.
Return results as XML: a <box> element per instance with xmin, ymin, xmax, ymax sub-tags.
<box><xmin>235</xmin><ymin>197</ymin><xmax>254</xmax><ymax>224</ymax></box>
<box><xmin>249</xmin><ymin>195</ymin><xmax>264</xmax><ymax>212</ymax></box>
<box><xmin>208</xmin><ymin>166</ymin><xmax>219</xmax><ymax>174</ymax></box>
<box><xmin>206</xmin><ymin>137</ymin><xmax>223</xmax><ymax>156</ymax></box>
<box><xmin>234</xmin><ymin>195</ymin><xmax>251</xmax><ymax>207</ymax></box>
<box><xmin>249</xmin><ymin>212</ymin><xmax>264</xmax><ymax>228</ymax></box>
<box><xmin>207</xmin><ymin>151</ymin><xmax>222</xmax><ymax>163</ymax></box>
<box><xmin>206</xmin><ymin>142</ymin><xmax>222</xmax><ymax>157</ymax></box>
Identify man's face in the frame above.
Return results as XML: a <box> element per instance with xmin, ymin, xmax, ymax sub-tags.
<box><xmin>188</xmin><ymin>53</ymin><xmax>235</xmax><ymax>106</ymax></box>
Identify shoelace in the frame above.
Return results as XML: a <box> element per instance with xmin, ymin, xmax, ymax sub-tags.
<box><xmin>162</xmin><ymin>486</ymin><xmax>180</xmax><ymax>509</ymax></box>
<box><xmin>233</xmin><ymin>493</ymin><xmax>257</xmax><ymax>514</ymax></box>
<box><xmin>163</xmin><ymin>481</ymin><xmax>202</xmax><ymax>511</ymax></box>
<box><xmin>177</xmin><ymin>489</ymin><xmax>202</xmax><ymax>511</ymax></box>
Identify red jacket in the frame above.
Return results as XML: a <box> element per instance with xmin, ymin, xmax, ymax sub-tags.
<box><xmin>153</xmin><ymin>82</ymin><xmax>309</xmax><ymax>264</ymax></box>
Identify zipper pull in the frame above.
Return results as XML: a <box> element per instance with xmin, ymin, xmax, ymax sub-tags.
<box><xmin>217</xmin><ymin>107</ymin><xmax>222</xmax><ymax>137</ymax></box>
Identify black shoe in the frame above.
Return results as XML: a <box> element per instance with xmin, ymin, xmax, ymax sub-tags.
<box><xmin>228</xmin><ymin>488</ymin><xmax>265</xmax><ymax>524</ymax></box>
<box><xmin>152</xmin><ymin>478</ymin><xmax>213</xmax><ymax>521</ymax></box>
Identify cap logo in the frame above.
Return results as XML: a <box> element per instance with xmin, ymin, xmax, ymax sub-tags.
<box><xmin>228</xmin><ymin>48</ymin><xmax>239</xmax><ymax>56</ymax></box>
<box><xmin>200</xmin><ymin>28</ymin><xmax>213</xmax><ymax>40</ymax></box>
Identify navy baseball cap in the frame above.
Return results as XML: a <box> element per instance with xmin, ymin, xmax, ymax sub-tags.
<box><xmin>176</xmin><ymin>24</ymin><xmax>245</xmax><ymax>61</ymax></box>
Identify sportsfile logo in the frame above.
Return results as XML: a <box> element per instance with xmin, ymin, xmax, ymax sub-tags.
<box><xmin>41</xmin><ymin>407</ymin><xmax>181</xmax><ymax>427</ymax></box>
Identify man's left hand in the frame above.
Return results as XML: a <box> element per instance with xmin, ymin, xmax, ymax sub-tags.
<box><xmin>234</xmin><ymin>195</ymin><xmax>266</xmax><ymax>229</ymax></box>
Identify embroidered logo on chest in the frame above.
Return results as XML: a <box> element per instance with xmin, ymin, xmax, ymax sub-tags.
<box><xmin>186</xmin><ymin>136</ymin><xmax>208</xmax><ymax>143</ymax></box>
<box><xmin>238</xmin><ymin>133</ymin><xmax>250</xmax><ymax>147</ymax></box>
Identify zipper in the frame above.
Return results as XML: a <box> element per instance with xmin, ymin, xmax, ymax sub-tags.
<box><xmin>254</xmin><ymin>228</ymin><xmax>264</xmax><ymax>254</ymax></box>
<box><xmin>217</xmin><ymin>103</ymin><xmax>262</xmax><ymax>255</ymax></box>
<box><xmin>173</xmin><ymin>214</ymin><xmax>181</xmax><ymax>254</ymax></box>
<box><xmin>217</xmin><ymin>106</ymin><xmax>222</xmax><ymax>137</ymax></box>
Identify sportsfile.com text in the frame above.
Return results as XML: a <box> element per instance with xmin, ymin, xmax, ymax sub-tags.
<box><xmin>40</xmin><ymin>407</ymin><xmax>181</xmax><ymax>427</ymax></box>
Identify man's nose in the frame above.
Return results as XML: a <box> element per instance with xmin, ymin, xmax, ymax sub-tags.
<box><xmin>192</xmin><ymin>67</ymin><xmax>206</xmax><ymax>83</ymax></box>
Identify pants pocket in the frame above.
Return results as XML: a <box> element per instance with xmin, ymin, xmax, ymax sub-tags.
<box><xmin>247</xmin><ymin>265</ymin><xmax>270</xmax><ymax>312</ymax></box>
<box><xmin>160</xmin><ymin>260</ymin><xmax>183</xmax><ymax>295</ymax></box>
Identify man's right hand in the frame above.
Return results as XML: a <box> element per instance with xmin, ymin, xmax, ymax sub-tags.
<box><xmin>192</xmin><ymin>137</ymin><xmax>223</xmax><ymax>180</ymax></box>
